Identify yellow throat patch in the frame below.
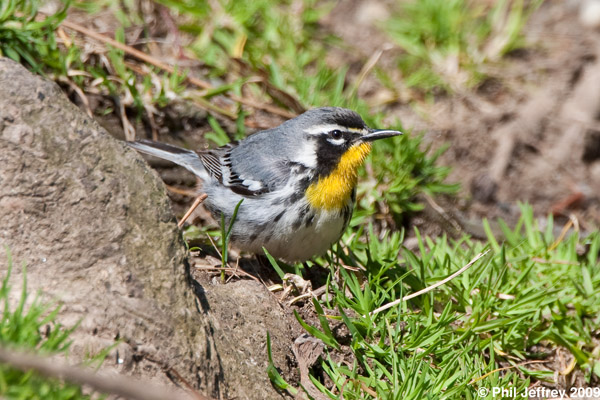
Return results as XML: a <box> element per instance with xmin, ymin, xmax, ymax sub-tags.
<box><xmin>306</xmin><ymin>142</ymin><xmax>372</xmax><ymax>211</ymax></box>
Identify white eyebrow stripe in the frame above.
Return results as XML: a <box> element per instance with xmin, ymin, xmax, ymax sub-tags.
<box><xmin>303</xmin><ymin>124</ymin><xmax>368</xmax><ymax>135</ymax></box>
<box><xmin>304</xmin><ymin>124</ymin><xmax>346</xmax><ymax>135</ymax></box>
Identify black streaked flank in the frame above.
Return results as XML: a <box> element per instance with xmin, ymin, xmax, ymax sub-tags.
<box><xmin>229</xmin><ymin>184</ymin><xmax>266</xmax><ymax>197</ymax></box>
<box><xmin>298</xmin><ymin>204</ymin><xmax>310</xmax><ymax>219</ymax></box>
<box><xmin>271</xmin><ymin>196</ymin><xmax>286</xmax><ymax>206</ymax></box>
<box><xmin>304</xmin><ymin>213</ymin><xmax>315</xmax><ymax>228</ymax></box>
<box><xmin>262</xmin><ymin>230</ymin><xmax>273</xmax><ymax>245</ymax></box>
<box><xmin>292</xmin><ymin>217</ymin><xmax>303</xmax><ymax>231</ymax></box>
<box><xmin>295</xmin><ymin>176</ymin><xmax>312</xmax><ymax>191</ymax></box>
<box><xmin>274</xmin><ymin>210</ymin><xmax>285</xmax><ymax>222</ymax></box>
<box><xmin>285</xmin><ymin>190</ymin><xmax>304</xmax><ymax>206</ymax></box>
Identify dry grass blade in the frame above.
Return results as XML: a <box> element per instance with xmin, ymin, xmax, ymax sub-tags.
<box><xmin>468</xmin><ymin>360</ymin><xmax>547</xmax><ymax>385</ymax></box>
<box><xmin>548</xmin><ymin>215</ymin><xmax>578</xmax><ymax>251</ymax></box>
<box><xmin>352</xmin><ymin>44</ymin><xmax>392</xmax><ymax>95</ymax></box>
<box><xmin>369</xmin><ymin>250</ymin><xmax>490</xmax><ymax>316</ymax></box>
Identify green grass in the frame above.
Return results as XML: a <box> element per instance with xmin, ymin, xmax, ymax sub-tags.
<box><xmin>0</xmin><ymin>0</ymin><xmax>69</xmax><ymax>73</ymax></box>
<box><xmin>0</xmin><ymin>251</ymin><xmax>100</xmax><ymax>399</ymax></box>
<box><xmin>268</xmin><ymin>204</ymin><xmax>600</xmax><ymax>398</ymax></box>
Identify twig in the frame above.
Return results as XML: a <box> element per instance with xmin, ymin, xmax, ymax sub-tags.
<box><xmin>225</xmin><ymin>257</ymin><xmax>241</xmax><ymax>283</ymax></box>
<box><xmin>205</xmin><ymin>234</ymin><xmax>223</xmax><ymax>260</ymax></box>
<box><xmin>369</xmin><ymin>250</ymin><xmax>490</xmax><ymax>316</ymax></box>
<box><xmin>228</xmin><ymin>94</ymin><xmax>296</xmax><ymax>119</ymax></box>
<box><xmin>550</xmin><ymin>191</ymin><xmax>584</xmax><ymax>217</ymax></box>
<box><xmin>144</xmin><ymin>104</ymin><xmax>159</xmax><ymax>141</ymax></box>
<box><xmin>178</xmin><ymin>194</ymin><xmax>208</xmax><ymax>228</ymax></box>
<box><xmin>167</xmin><ymin>367</ymin><xmax>204</xmax><ymax>400</ymax></box>
<box><xmin>0</xmin><ymin>346</ymin><xmax>200</xmax><ymax>400</ymax></box>
<box><xmin>185</xmin><ymin>94</ymin><xmax>238</xmax><ymax>119</ymax></box>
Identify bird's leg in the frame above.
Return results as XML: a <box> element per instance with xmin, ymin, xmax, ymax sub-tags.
<box><xmin>177</xmin><ymin>193</ymin><xmax>208</xmax><ymax>228</ymax></box>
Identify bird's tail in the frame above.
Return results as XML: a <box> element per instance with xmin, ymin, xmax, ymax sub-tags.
<box><xmin>127</xmin><ymin>139</ymin><xmax>207</xmax><ymax>179</ymax></box>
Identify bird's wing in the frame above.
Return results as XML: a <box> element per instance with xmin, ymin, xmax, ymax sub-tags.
<box><xmin>200</xmin><ymin>136</ymin><xmax>296</xmax><ymax>197</ymax></box>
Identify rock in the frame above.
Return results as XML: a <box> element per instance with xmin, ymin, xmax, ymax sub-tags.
<box><xmin>0</xmin><ymin>57</ymin><xmax>294</xmax><ymax>399</ymax></box>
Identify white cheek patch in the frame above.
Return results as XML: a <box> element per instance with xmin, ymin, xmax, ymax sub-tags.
<box><xmin>292</xmin><ymin>139</ymin><xmax>317</xmax><ymax>168</ymax></box>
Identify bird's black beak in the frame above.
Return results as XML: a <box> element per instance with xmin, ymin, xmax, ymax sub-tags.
<box><xmin>360</xmin><ymin>128</ymin><xmax>403</xmax><ymax>142</ymax></box>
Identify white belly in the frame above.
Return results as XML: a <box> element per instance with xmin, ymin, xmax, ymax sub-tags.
<box><xmin>203</xmin><ymin>183</ymin><xmax>352</xmax><ymax>262</ymax></box>
<box><xmin>260</xmin><ymin>207</ymin><xmax>347</xmax><ymax>262</ymax></box>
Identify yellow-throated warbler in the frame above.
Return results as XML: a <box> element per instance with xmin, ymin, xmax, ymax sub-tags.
<box><xmin>128</xmin><ymin>107</ymin><xmax>401</xmax><ymax>262</ymax></box>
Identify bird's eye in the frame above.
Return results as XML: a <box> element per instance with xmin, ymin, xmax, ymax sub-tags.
<box><xmin>329</xmin><ymin>130</ymin><xmax>343</xmax><ymax>140</ymax></box>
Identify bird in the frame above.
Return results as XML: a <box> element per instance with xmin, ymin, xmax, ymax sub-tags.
<box><xmin>127</xmin><ymin>107</ymin><xmax>401</xmax><ymax>263</ymax></box>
